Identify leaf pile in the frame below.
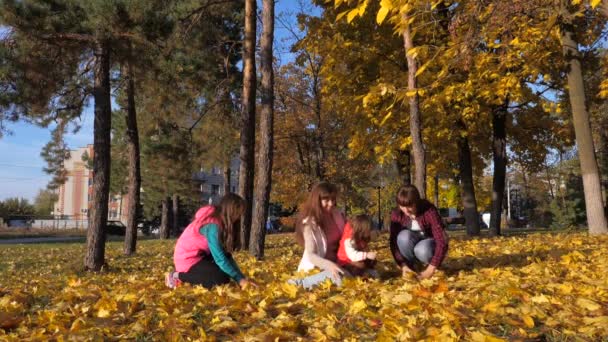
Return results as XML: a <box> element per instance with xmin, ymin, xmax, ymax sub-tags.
<box><xmin>1</xmin><ymin>232</ymin><xmax>607</xmax><ymax>340</ymax></box>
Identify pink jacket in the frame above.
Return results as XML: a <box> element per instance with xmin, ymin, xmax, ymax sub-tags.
<box><xmin>173</xmin><ymin>206</ymin><xmax>222</xmax><ymax>272</ymax></box>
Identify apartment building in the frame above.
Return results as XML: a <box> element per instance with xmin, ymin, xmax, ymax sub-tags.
<box><xmin>194</xmin><ymin>157</ymin><xmax>240</xmax><ymax>205</ymax></box>
<box><xmin>52</xmin><ymin>145</ymin><xmax>129</xmax><ymax>222</ymax></box>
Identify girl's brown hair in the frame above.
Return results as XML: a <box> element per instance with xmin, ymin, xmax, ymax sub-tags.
<box><xmin>350</xmin><ymin>214</ymin><xmax>372</xmax><ymax>249</ymax></box>
<box><xmin>396</xmin><ymin>184</ymin><xmax>421</xmax><ymax>212</ymax></box>
<box><xmin>213</xmin><ymin>193</ymin><xmax>246</xmax><ymax>253</ymax></box>
<box><xmin>294</xmin><ymin>182</ymin><xmax>338</xmax><ymax>246</ymax></box>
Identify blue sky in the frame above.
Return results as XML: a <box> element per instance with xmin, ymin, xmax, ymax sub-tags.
<box><xmin>0</xmin><ymin>0</ymin><xmax>318</xmax><ymax>201</ymax></box>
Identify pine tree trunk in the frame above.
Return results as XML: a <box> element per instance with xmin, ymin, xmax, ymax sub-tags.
<box><xmin>561</xmin><ymin>23</ymin><xmax>608</xmax><ymax>234</ymax></box>
<box><xmin>250</xmin><ymin>0</ymin><xmax>274</xmax><ymax>259</ymax></box>
<box><xmin>172</xmin><ymin>194</ymin><xmax>179</xmax><ymax>236</ymax></box>
<box><xmin>123</xmin><ymin>56</ymin><xmax>141</xmax><ymax>256</ymax></box>
<box><xmin>402</xmin><ymin>15</ymin><xmax>426</xmax><ymax>198</ymax></box>
<box><xmin>85</xmin><ymin>41</ymin><xmax>111</xmax><ymax>271</ymax></box>
<box><xmin>224</xmin><ymin>164</ymin><xmax>231</xmax><ymax>195</ymax></box>
<box><xmin>238</xmin><ymin>0</ymin><xmax>257</xmax><ymax>249</ymax></box>
<box><xmin>160</xmin><ymin>197</ymin><xmax>170</xmax><ymax>239</ymax></box>
<box><xmin>396</xmin><ymin>149</ymin><xmax>412</xmax><ymax>185</ymax></box>
<box><xmin>489</xmin><ymin>101</ymin><xmax>508</xmax><ymax>236</ymax></box>
<box><xmin>457</xmin><ymin>130</ymin><xmax>480</xmax><ymax>236</ymax></box>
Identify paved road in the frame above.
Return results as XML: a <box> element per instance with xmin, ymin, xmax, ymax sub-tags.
<box><xmin>0</xmin><ymin>236</ymin><xmax>85</xmax><ymax>245</ymax></box>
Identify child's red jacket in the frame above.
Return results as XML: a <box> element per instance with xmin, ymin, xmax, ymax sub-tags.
<box><xmin>337</xmin><ymin>222</ymin><xmax>369</xmax><ymax>265</ymax></box>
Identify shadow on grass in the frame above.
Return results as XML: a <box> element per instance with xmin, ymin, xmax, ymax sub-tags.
<box><xmin>442</xmin><ymin>248</ymin><xmax>593</xmax><ymax>276</ymax></box>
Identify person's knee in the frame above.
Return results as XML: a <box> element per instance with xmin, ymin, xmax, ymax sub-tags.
<box><xmin>414</xmin><ymin>241</ymin><xmax>434</xmax><ymax>263</ymax></box>
<box><xmin>397</xmin><ymin>230</ymin><xmax>415</xmax><ymax>246</ymax></box>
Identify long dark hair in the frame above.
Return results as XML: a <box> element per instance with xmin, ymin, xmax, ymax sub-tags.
<box><xmin>212</xmin><ymin>193</ymin><xmax>246</xmax><ymax>253</ymax></box>
<box><xmin>294</xmin><ymin>182</ymin><xmax>338</xmax><ymax>246</ymax></box>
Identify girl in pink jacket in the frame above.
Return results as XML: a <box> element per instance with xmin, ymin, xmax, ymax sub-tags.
<box><xmin>165</xmin><ymin>193</ymin><xmax>256</xmax><ymax>289</ymax></box>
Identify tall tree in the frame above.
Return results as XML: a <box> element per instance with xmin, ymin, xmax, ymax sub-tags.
<box><xmin>489</xmin><ymin>100</ymin><xmax>508</xmax><ymax>236</ymax></box>
<box><xmin>123</xmin><ymin>54</ymin><xmax>141</xmax><ymax>255</ymax></box>
<box><xmin>85</xmin><ymin>40</ymin><xmax>112</xmax><ymax>271</ymax></box>
<box><xmin>402</xmin><ymin>10</ymin><xmax>427</xmax><ymax>198</ymax></box>
<box><xmin>250</xmin><ymin>0</ymin><xmax>275</xmax><ymax>259</ymax></box>
<box><xmin>560</xmin><ymin>2</ymin><xmax>608</xmax><ymax>234</ymax></box>
<box><xmin>238</xmin><ymin>0</ymin><xmax>256</xmax><ymax>249</ymax></box>
<box><xmin>457</xmin><ymin>122</ymin><xmax>481</xmax><ymax>236</ymax></box>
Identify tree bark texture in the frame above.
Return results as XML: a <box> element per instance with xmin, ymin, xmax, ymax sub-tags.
<box><xmin>160</xmin><ymin>197</ymin><xmax>170</xmax><ymax>239</ymax></box>
<box><xmin>457</xmin><ymin>127</ymin><xmax>481</xmax><ymax>236</ymax></box>
<box><xmin>238</xmin><ymin>0</ymin><xmax>257</xmax><ymax>249</ymax></box>
<box><xmin>561</xmin><ymin>22</ymin><xmax>608</xmax><ymax>234</ymax></box>
<box><xmin>123</xmin><ymin>56</ymin><xmax>141</xmax><ymax>256</ymax></box>
<box><xmin>172</xmin><ymin>194</ymin><xmax>179</xmax><ymax>236</ymax></box>
<box><xmin>489</xmin><ymin>100</ymin><xmax>508</xmax><ymax>236</ymax></box>
<box><xmin>224</xmin><ymin>164</ymin><xmax>231</xmax><ymax>195</ymax></box>
<box><xmin>250</xmin><ymin>0</ymin><xmax>275</xmax><ymax>259</ymax></box>
<box><xmin>85</xmin><ymin>41</ymin><xmax>112</xmax><ymax>271</ymax></box>
<box><xmin>402</xmin><ymin>15</ymin><xmax>426</xmax><ymax>198</ymax></box>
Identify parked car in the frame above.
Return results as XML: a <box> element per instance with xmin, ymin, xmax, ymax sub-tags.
<box><xmin>106</xmin><ymin>220</ymin><xmax>127</xmax><ymax>236</ymax></box>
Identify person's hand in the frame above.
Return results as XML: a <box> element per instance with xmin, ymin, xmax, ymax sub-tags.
<box><xmin>239</xmin><ymin>278</ymin><xmax>258</xmax><ymax>289</ymax></box>
<box><xmin>366</xmin><ymin>251</ymin><xmax>377</xmax><ymax>260</ymax></box>
<box><xmin>401</xmin><ymin>265</ymin><xmax>415</xmax><ymax>279</ymax></box>
<box><xmin>328</xmin><ymin>263</ymin><xmax>345</xmax><ymax>280</ymax></box>
<box><xmin>418</xmin><ymin>265</ymin><xmax>436</xmax><ymax>280</ymax></box>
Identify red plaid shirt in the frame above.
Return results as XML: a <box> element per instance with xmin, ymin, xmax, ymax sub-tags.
<box><xmin>389</xmin><ymin>200</ymin><xmax>448</xmax><ymax>267</ymax></box>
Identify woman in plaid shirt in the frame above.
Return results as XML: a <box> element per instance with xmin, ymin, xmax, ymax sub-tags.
<box><xmin>389</xmin><ymin>185</ymin><xmax>449</xmax><ymax>280</ymax></box>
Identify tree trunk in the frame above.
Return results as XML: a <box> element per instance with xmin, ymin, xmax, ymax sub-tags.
<box><xmin>224</xmin><ymin>164</ymin><xmax>231</xmax><ymax>195</ymax></box>
<box><xmin>123</xmin><ymin>55</ymin><xmax>141</xmax><ymax>256</ymax></box>
<box><xmin>489</xmin><ymin>100</ymin><xmax>508</xmax><ymax>236</ymax></box>
<box><xmin>545</xmin><ymin>164</ymin><xmax>555</xmax><ymax>200</ymax></box>
<box><xmin>457</xmin><ymin>128</ymin><xmax>480</xmax><ymax>236</ymax></box>
<box><xmin>160</xmin><ymin>197</ymin><xmax>170</xmax><ymax>239</ymax></box>
<box><xmin>396</xmin><ymin>149</ymin><xmax>412</xmax><ymax>185</ymax></box>
<box><xmin>402</xmin><ymin>14</ymin><xmax>426</xmax><ymax>197</ymax></box>
<box><xmin>561</xmin><ymin>22</ymin><xmax>608</xmax><ymax>234</ymax></box>
<box><xmin>172</xmin><ymin>194</ymin><xmax>179</xmax><ymax>236</ymax></box>
<box><xmin>250</xmin><ymin>0</ymin><xmax>274</xmax><ymax>259</ymax></box>
<box><xmin>600</xmin><ymin>129</ymin><xmax>608</xmax><ymax>216</ymax></box>
<box><xmin>84</xmin><ymin>41</ymin><xmax>111</xmax><ymax>271</ymax></box>
<box><xmin>313</xmin><ymin>74</ymin><xmax>325</xmax><ymax>180</ymax></box>
<box><xmin>238</xmin><ymin>0</ymin><xmax>257</xmax><ymax>249</ymax></box>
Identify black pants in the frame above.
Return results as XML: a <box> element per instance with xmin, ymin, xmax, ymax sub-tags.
<box><xmin>178</xmin><ymin>257</ymin><xmax>231</xmax><ymax>288</ymax></box>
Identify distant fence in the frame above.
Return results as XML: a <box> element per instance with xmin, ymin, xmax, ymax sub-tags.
<box><xmin>31</xmin><ymin>219</ymin><xmax>89</xmax><ymax>229</ymax></box>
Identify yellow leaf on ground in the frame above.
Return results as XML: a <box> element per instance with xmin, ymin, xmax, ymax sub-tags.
<box><xmin>97</xmin><ymin>308</ymin><xmax>110</xmax><ymax>318</ymax></box>
<box><xmin>470</xmin><ymin>330</ymin><xmax>507</xmax><ymax>342</ymax></box>
<box><xmin>576</xmin><ymin>298</ymin><xmax>601</xmax><ymax>311</ymax></box>
<box><xmin>482</xmin><ymin>301</ymin><xmax>502</xmax><ymax>313</ymax></box>
<box><xmin>522</xmin><ymin>315</ymin><xmax>534</xmax><ymax>328</ymax></box>
<box><xmin>349</xmin><ymin>300</ymin><xmax>367</xmax><ymax>315</ymax></box>
<box><xmin>281</xmin><ymin>282</ymin><xmax>298</xmax><ymax>299</ymax></box>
